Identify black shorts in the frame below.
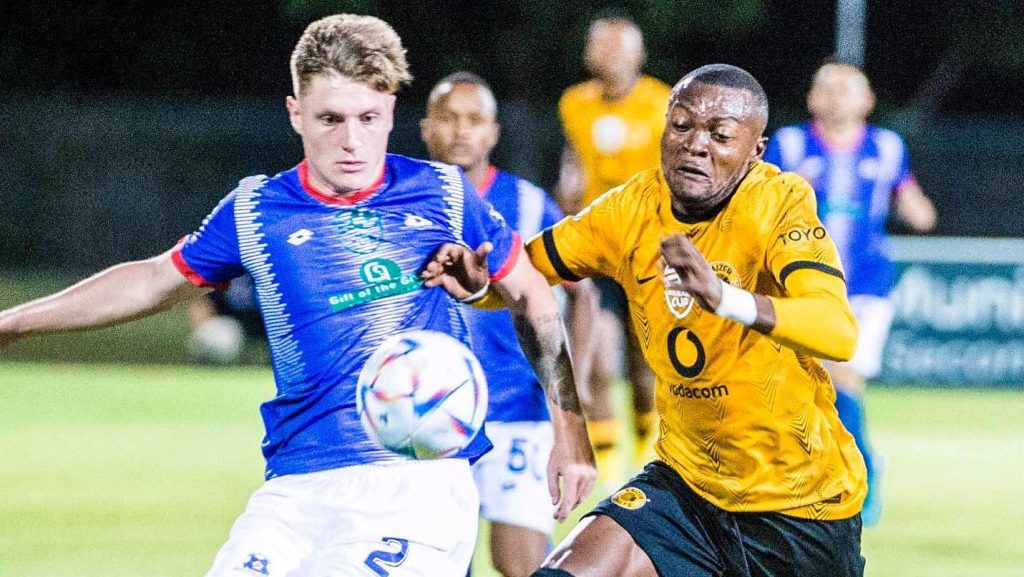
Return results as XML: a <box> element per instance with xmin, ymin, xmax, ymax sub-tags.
<box><xmin>588</xmin><ymin>461</ymin><xmax>865</xmax><ymax>577</ymax></box>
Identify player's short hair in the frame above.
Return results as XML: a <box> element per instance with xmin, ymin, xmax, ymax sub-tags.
<box><xmin>290</xmin><ymin>14</ymin><xmax>412</xmax><ymax>95</ymax></box>
<box><xmin>426</xmin><ymin>71</ymin><xmax>498</xmax><ymax>116</ymax></box>
<box><xmin>588</xmin><ymin>12</ymin><xmax>645</xmax><ymax>49</ymax></box>
<box><xmin>671</xmin><ymin>64</ymin><xmax>769</xmax><ymax>128</ymax></box>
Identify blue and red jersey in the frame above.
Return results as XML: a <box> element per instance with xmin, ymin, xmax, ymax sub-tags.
<box><xmin>172</xmin><ymin>154</ymin><xmax>518</xmax><ymax>479</ymax></box>
<box><xmin>763</xmin><ymin>122</ymin><xmax>916</xmax><ymax>297</ymax></box>
<box><xmin>463</xmin><ymin>167</ymin><xmax>564</xmax><ymax>424</ymax></box>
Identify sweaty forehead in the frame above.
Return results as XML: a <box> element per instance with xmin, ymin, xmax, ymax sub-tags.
<box><xmin>670</xmin><ymin>82</ymin><xmax>758</xmax><ymax>123</ymax></box>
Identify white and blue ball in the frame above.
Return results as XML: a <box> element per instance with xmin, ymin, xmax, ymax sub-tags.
<box><xmin>357</xmin><ymin>330</ymin><xmax>488</xmax><ymax>459</ymax></box>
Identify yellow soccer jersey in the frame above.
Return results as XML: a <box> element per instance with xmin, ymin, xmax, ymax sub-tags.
<box><xmin>559</xmin><ymin>76</ymin><xmax>671</xmax><ymax>208</ymax></box>
<box><xmin>527</xmin><ymin>161</ymin><xmax>867</xmax><ymax>520</ymax></box>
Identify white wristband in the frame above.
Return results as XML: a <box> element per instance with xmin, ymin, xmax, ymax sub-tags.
<box><xmin>714</xmin><ymin>279</ymin><xmax>758</xmax><ymax>326</ymax></box>
<box><xmin>461</xmin><ymin>281</ymin><xmax>491</xmax><ymax>304</ymax></box>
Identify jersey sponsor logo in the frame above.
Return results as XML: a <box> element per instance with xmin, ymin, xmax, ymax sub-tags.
<box><xmin>667</xmin><ymin>328</ymin><xmax>706</xmax><ymax>378</ymax></box>
<box><xmin>776</xmin><ymin>225</ymin><xmax>828</xmax><ymax>246</ymax></box>
<box><xmin>636</xmin><ymin>273</ymin><xmax>658</xmax><ymax>284</ymax></box>
<box><xmin>668</xmin><ymin>383</ymin><xmax>729</xmax><ymax>400</ymax></box>
<box><xmin>328</xmin><ymin>258</ymin><xmax>424</xmax><ymax>312</ymax></box>
<box><xmin>611</xmin><ymin>486</ymin><xmax>649</xmax><ymax>510</ymax></box>
<box><xmin>287</xmin><ymin>228</ymin><xmax>314</xmax><ymax>246</ymax></box>
<box><xmin>240</xmin><ymin>553</ymin><xmax>270</xmax><ymax>575</ymax></box>
<box><xmin>403</xmin><ymin>214</ymin><xmax>433</xmax><ymax>229</ymax></box>
<box><xmin>334</xmin><ymin>208</ymin><xmax>384</xmax><ymax>254</ymax></box>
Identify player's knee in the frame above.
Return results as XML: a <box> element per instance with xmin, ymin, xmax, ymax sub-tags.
<box><xmin>531</xmin><ymin>569</ymin><xmax>576</xmax><ymax>577</ymax></box>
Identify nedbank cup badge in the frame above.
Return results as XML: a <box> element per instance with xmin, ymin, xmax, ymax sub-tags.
<box><xmin>663</xmin><ymin>264</ymin><xmax>695</xmax><ymax>319</ymax></box>
<box><xmin>612</xmin><ymin>487</ymin><xmax>649</xmax><ymax>510</ymax></box>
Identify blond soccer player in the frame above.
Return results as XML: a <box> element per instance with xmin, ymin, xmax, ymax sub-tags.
<box><xmin>0</xmin><ymin>15</ymin><xmax>595</xmax><ymax>577</ymax></box>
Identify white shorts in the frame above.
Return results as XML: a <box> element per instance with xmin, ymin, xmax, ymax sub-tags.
<box><xmin>206</xmin><ymin>459</ymin><xmax>478</xmax><ymax>577</ymax></box>
<box><xmin>845</xmin><ymin>295</ymin><xmax>896</xmax><ymax>379</ymax></box>
<box><xmin>471</xmin><ymin>421</ymin><xmax>555</xmax><ymax>535</ymax></box>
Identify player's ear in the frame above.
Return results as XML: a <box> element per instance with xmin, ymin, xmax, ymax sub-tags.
<box><xmin>419</xmin><ymin>117</ymin><xmax>431</xmax><ymax>144</ymax></box>
<box><xmin>286</xmin><ymin>96</ymin><xmax>303</xmax><ymax>135</ymax></box>
<box><xmin>753</xmin><ymin>136</ymin><xmax>768</xmax><ymax>161</ymax></box>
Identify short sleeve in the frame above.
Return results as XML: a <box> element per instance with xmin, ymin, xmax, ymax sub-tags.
<box><xmin>765</xmin><ymin>177</ymin><xmax>846</xmax><ymax>290</ymax></box>
<box><xmin>172</xmin><ymin>192</ymin><xmax>245</xmax><ymax>289</ymax></box>
<box><xmin>525</xmin><ymin>186</ymin><xmax>626</xmax><ymax>285</ymax></box>
<box><xmin>461</xmin><ymin>172</ymin><xmax>519</xmax><ymax>282</ymax></box>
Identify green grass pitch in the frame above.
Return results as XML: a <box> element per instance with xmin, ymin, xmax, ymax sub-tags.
<box><xmin>1</xmin><ymin>362</ymin><xmax>1021</xmax><ymax>576</ymax></box>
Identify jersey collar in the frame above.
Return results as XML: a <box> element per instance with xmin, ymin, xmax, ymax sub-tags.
<box><xmin>298</xmin><ymin>159</ymin><xmax>386</xmax><ymax>206</ymax></box>
<box><xmin>475</xmin><ymin>165</ymin><xmax>499</xmax><ymax>197</ymax></box>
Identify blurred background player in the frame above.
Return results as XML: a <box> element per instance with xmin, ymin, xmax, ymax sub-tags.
<box><xmin>186</xmin><ymin>274</ymin><xmax>264</xmax><ymax>364</ymax></box>
<box><xmin>763</xmin><ymin>62</ymin><xmax>937</xmax><ymax>526</ymax></box>
<box><xmin>0</xmin><ymin>14</ymin><xmax>596</xmax><ymax>576</ymax></box>
<box><xmin>421</xmin><ymin>71</ymin><xmax>598</xmax><ymax>577</ymax></box>
<box><xmin>556</xmin><ymin>14</ymin><xmax>671</xmax><ymax>484</ymax></box>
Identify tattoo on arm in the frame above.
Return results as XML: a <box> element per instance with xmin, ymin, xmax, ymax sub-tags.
<box><xmin>511</xmin><ymin>312</ymin><xmax>583</xmax><ymax>415</ymax></box>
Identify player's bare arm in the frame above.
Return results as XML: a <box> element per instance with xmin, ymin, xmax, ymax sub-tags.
<box><xmin>660</xmin><ymin>234</ymin><xmax>776</xmax><ymax>334</ymax></box>
<box><xmin>488</xmin><ymin>253</ymin><xmax>597</xmax><ymax>521</ymax></box>
<box><xmin>660</xmin><ymin>233</ymin><xmax>855</xmax><ymax>360</ymax></box>
<box><xmin>555</xmin><ymin>144</ymin><xmax>586</xmax><ymax>215</ymax></box>
<box><xmin>0</xmin><ymin>250</ymin><xmax>209</xmax><ymax>349</ymax></box>
<box><xmin>895</xmin><ymin>180</ymin><xmax>938</xmax><ymax>232</ymax></box>
<box><xmin>562</xmin><ymin>279</ymin><xmax>599</xmax><ymax>406</ymax></box>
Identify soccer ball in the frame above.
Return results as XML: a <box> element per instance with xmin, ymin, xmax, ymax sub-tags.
<box><xmin>357</xmin><ymin>330</ymin><xmax>488</xmax><ymax>459</ymax></box>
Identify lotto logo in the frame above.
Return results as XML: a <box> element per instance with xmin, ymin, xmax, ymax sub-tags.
<box><xmin>288</xmin><ymin>229</ymin><xmax>314</xmax><ymax>246</ymax></box>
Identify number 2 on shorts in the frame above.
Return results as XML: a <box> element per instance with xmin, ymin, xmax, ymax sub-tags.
<box><xmin>363</xmin><ymin>537</ymin><xmax>409</xmax><ymax>576</ymax></box>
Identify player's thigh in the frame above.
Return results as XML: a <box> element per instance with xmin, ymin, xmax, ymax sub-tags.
<box><xmin>473</xmin><ymin>421</ymin><xmax>555</xmax><ymax>536</ymax></box>
<box><xmin>845</xmin><ymin>295</ymin><xmax>896</xmax><ymax>378</ymax></box>
<box><xmin>205</xmin><ymin>475</ymin><xmax>322</xmax><ymax>577</ymax></box>
<box><xmin>736</xmin><ymin>512</ymin><xmax>865</xmax><ymax>577</ymax></box>
<box><xmin>490</xmin><ymin>521</ymin><xmax>549</xmax><ymax>577</ymax></box>
<box><xmin>309</xmin><ymin>459</ymin><xmax>479</xmax><ymax>577</ymax></box>
<box><xmin>549</xmin><ymin>462</ymin><xmax>723</xmax><ymax>577</ymax></box>
<box><xmin>543</xmin><ymin>515</ymin><xmax>657</xmax><ymax>577</ymax></box>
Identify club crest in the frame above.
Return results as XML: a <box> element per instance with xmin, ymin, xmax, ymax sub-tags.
<box><xmin>611</xmin><ymin>487</ymin><xmax>649</xmax><ymax>510</ymax></box>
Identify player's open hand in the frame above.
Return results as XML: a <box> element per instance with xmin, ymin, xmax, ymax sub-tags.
<box><xmin>420</xmin><ymin>242</ymin><xmax>492</xmax><ymax>300</ymax></box>
<box><xmin>659</xmin><ymin>234</ymin><xmax>722</xmax><ymax>311</ymax></box>
<box><xmin>547</xmin><ymin>418</ymin><xmax>598</xmax><ymax>522</ymax></box>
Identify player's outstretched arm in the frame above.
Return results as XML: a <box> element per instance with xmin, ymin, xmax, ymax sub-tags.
<box><xmin>895</xmin><ymin>180</ymin><xmax>938</xmax><ymax>232</ymax></box>
<box><xmin>492</xmin><ymin>254</ymin><xmax>597</xmax><ymax>522</ymax></box>
<box><xmin>0</xmin><ymin>249</ymin><xmax>209</xmax><ymax>349</ymax></box>
<box><xmin>660</xmin><ymin>234</ymin><xmax>857</xmax><ymax>361</ymax></box>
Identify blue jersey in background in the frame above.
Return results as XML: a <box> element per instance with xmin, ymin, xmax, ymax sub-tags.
<box><xmin>763</xmin><ymin>122</ymin><xmax>915</xmax><ymax>297</ymax></box>
<box><xmin>463</xmin><ymin>167</ymin><xmax>563</xmax><ymax>424</ymax></box>
<box><xmin>173</xmin><ymin>154</ymin><xmax>517</xmax><ymax>479</ymax></box>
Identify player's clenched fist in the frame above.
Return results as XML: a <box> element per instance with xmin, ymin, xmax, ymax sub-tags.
<box><xmin>659</xmin><ymin>234</ymin><xmax>723</xmax><ymax>312</ymax></box>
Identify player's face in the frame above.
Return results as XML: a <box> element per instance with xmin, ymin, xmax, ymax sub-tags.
<box><xmin>584</xmin><ymin>22</ymin><xmax>644</xmax><ymax>87</ymax></box>
<box><xmin>807</xmin><ymin>65</ymin><xmax>875</xmax><ymax>125</ymax></box>
<box><xmin>286</xmin><ymin>74</ymin><xmax>395</xmax><ymax>195</ymax></box>
<box><xmin>421</xmin><ymin>84</ymin><xmax>499</xmax><ymax>173</ymax></box>
<box><xmin>661</xmin><ymin>82</ymin><xmax>767</xmax><ymax>214</ymax></box>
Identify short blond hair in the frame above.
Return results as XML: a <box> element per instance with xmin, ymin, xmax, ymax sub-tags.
<box><xmin>290</xmin><ymin>14</ymin><xmax>412</xmax><ymax>95</ymax></box>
